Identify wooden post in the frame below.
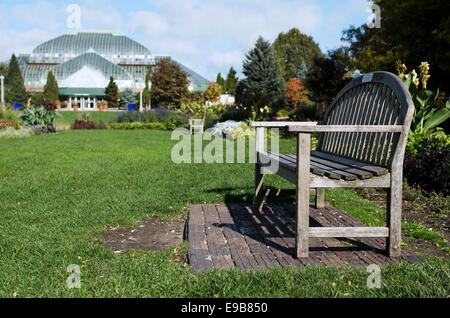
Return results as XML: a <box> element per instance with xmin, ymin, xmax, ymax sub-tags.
<box><xmin>387</xmin><ymin>167</ymin><xmax>402</xmax><ymax>257</ymax></box>
<box><xmin>255</xmin><ymin>127</ymin><xmax>265</xmax><ymax>211</ymax></box>
<box><xmin>315</xmin><ymin>188</ymin><xmax>325</xmax><ymax>209</ymax></box>
<box><xmin>296</xmin><ymin>133</ymin><xmax>311</xmax><ymax>258</ymax></box>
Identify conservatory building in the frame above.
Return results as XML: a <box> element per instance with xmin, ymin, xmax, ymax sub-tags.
<box><xmin>17</xmin><ymin>30</ymin><xmax>210</xmax><ymax>110</ymax></box>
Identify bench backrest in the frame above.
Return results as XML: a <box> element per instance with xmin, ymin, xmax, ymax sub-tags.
<box><xmin>317</xmin><ymin>71</ymin><xmax>415</xmax><ymax>168</ymax></box>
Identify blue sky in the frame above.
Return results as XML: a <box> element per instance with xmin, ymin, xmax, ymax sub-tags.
<box><xmin>0</xmin><ymin>0</ymin><xmax>371</xmax><ymax>80</ymax></box>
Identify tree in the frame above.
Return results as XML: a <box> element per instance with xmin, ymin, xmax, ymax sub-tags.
<box><xmin>236</xmin><ymin>36</ymin><xmax>286</xmax><ymax>110</ymax></box>
<box><xmin>151</xmin><ymin>58</ymin><xmax>189</xmax><ymax>108</ymax></box>
<box><xmin>142</xmin><ymin>66</ymin><xmax>152</xmax><ymax>109</ymax></box>
<box><xmin>285</xmin><ymin>78</ymin><xmax>308</xmax><ymax>110</ymax></box>
<box><xmin>225</xmin><ymin>67</ymin><xmax>239</xmax><ymax>95</ymax></box>
<box><xmin>216</xmin><ymin>73</ymin><xmax>226</xmax><ymax>94</ymax></box>
<box><xmin>273</xmin><ymin>28</ymin><xmax>323</xmax><ymax>82</ymax></box>
<box><xmin>5</xmin><ymin>54</ymin><xmax>27</xmax><ymax>105</ymax></box>
<box><xmin>119</xmin><ymin>88</ymin><xmax>137</xmax><ymax>110</ymax></box>
<box><xmin>30</xmin><ymin>92</ymin><xmax>45</xmax><ymax>108</ymax></box>
<box><xmin>342</xmin><ymin>0</ymin><xmax>450</xmax><ymax>92</ymax></box>
<box><xmin>43</xmin><ymin>71</ymin><xmax>59</xmax><ymax>105</ymax></box>
<box><xmin>305</xmin><ymin>48</ymin><xmax>353</xmax><ymax>111</ymax></box>
<box><xmin>0</xmin><ymin>63</ymin><xmax>7</xmax><ymax>77</ymax></box>
<box><xmin>105</xmin><ymin>76</ymin><xmax>120</xmax><ymax>108</ymax></box>
<box><xmin>205</xmin><ymin>82</ymin><xmax>222</xmax><ymax>102</ymax></box>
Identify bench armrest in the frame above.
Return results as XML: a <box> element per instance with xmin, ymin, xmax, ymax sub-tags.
<box><xmin>249</xmin><ymin>121</ymin><xmax>319</xmax><ymax>128</ymax></box>
<box><xmin>288</xmin><ymin>124</ymin><xmax>404</xmax><ymax>133</ymax></box>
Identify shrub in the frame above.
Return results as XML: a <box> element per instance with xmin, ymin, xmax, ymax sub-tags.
<box><xmin>0</xmin><ymin>107</ymin><xmax>20</xmax><ymax>124</ymax></box>
<box><xmin>404</xmin><ymin>134</ymin><xmax>450</xmax><ymax>195</ymax></box>
<box><xmin>72</xmin><ymin>119</ymin><xmax>106</xmax><ymax>130</ymax></box>
<box><xmin>108</xmin><ymin>122</ymin><xmax>167</xmax><ymax>130</ymax></box>
<box><xmin>109</xmin><ymin>109</ymin><xmax>189</xmax><ymax>129</ymax></box>
<box><xmin>20</xmin><ymin>107</ymin><xmax>58</xmax><ymax>128</ymax></box>
<box><xmin>291</xmin><ymin>101</ymin><xmax>322</xmax><ymax>121</ymax></box>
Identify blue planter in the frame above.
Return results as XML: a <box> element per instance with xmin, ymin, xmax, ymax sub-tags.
<box><xmin>14</xmin><ymin>103</ymin><xmax>20</xmax><ymax>110</ymax></box>
<box><xmin>128</xmin><ymin>104</ymin><xmax>135</xmax><ymax>111</ymax></box>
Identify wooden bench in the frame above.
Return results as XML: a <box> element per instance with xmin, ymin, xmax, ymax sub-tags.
<box><xmin>189</xmin><ymin>112</ymin><xmax>206</xmax><ymax>135</ymax></box>
<box><xmin>249</xmin><ymin>71</ymin><xmax>415</xmax><ymax>258</ymax></box>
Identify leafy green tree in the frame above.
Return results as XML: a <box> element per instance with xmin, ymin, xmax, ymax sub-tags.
<box><xmin>143</xmin><ymin>66</ymin><xmax>152</xmax><ymax>109</ymax></box>
<box><xmin>273</xmin><ymin>28</ymin><xmax>323</xmax><ymax>82</ymax></box>
<box><xmin>216</xmin><ymin>73</ymin><xmax>226</xmax><ymax>93</ymax></box>
<box><xmin>342</xmin><ymin>0</ymin><xmax>450</xmax><ymax>92</ymax></box>
<box><xmin>105</xmin><ymin>77</ymin><xmax>120</xmax><ymax>108</ymax></box>
<box><xmin>225</xmin><ymin>67</ymin><xmax>239</xmax><ymax>95</ymax></box>
<box><xmin>119</xmin><ymin>88</ymin><xmax>137</xmax><ymax>110</ymax></box>
<box><xmin>205</xmin><ymin>82</ymin><xmax>222</xmax><ymax>102</ymax></box>
<box><xmin>151</xmin><ymin>58</ymin><xmax>189</xmax><ymax>108</ymax></box>
<box><xmin>43</xmin><ymin>71</ymin><xmax>59</xmax><ymax>105</ymax></box>
<box><xmin>305</xmin><ymin>48</ymin><xmax>353</xmax><ymax>111</ymax></box>
<box><xmin>236</xmin><ymin>36</ymin><xmax>286</xmax><ymax>110</ymax></box>
<box><xmin>0</xmin><ymin>63</ymin><xmax>7</xmax><ymax>77</ymax></box>
<box><xmin>5</xmin><ymin>54</ymin><xmax>27</xmax><ymax>105</ymax></box>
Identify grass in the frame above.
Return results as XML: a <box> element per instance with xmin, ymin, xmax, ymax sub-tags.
<box><xmin>55</xmin><ymin>111</ymin><xmax>117</xmax><ymax>129</ymax></box>
<box><xmin>0</xmin><ymin>129</ymin><xmax>448</xmax><ymax>298</ymax></box>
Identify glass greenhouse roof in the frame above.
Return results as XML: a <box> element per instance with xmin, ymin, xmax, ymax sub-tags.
<box><xmin>17</xmin><ymin>30</ymin><xmax>211</xmax><ymax>92</ymax></box>
<box><xmin>33</xmin><ymin>30</ymin><xmax>151</xmax><ymax>57</ymax></box>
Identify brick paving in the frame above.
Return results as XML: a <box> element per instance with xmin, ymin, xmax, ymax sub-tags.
<box><xmin>188</xmin><ymin>203</ymin><xmax>422</xmax><ymax>271</ymax></box>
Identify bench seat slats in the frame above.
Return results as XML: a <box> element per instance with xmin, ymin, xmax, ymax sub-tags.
<box><xmin>311</xmin><ymin>151</ymin><xmax>388</xmax><ymax>176</ymax></box>
<box><xmin>263</xmin><ymin>151</ymin><xmax>387</xmax><ymax>181</ymax></box>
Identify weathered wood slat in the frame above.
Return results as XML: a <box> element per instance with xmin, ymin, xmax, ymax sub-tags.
<box><xmin>309</xmin><ymin>227</ymin><xmax>389</xmax><ymax>238</ymax></box>
<box><xmin>288</xmin><ymin>125</ymin><xmax>403</xmax><ymax>133</ymax></box>
<box><xmin>311</xmin><ymin>151</ymin><xmax>388</xmax><ymax>176</ymax></box>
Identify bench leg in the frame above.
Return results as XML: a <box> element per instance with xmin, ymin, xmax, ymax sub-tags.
<box><xmin>386</xmin><ymin>183</ymin><xmax>402</xmax><ymax>257</ymax></box>
<box><xmin>255</xmin><ymin>164</ymin><xmax>264</xmax><ymax>211</ymax></box>
<box><xmin>315</xmin><ymin>188</ymin><xmax>325</xmax><ymax>209</ymax></box>
<box><xmin>296</xmin><ymin>133</ymin><xmax>310</xmax><ymax>258</ymax></box>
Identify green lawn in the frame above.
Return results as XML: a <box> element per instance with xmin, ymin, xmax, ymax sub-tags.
<box><xmin>0</xmin><ymin>130</ymin><xmax>448</xmax><ymax>297</ymax></box>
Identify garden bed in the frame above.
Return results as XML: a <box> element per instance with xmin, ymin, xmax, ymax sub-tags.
<box><xmin>352</xmin><ymin>187</ymin><xmax>449</xmax><ymax>258</ymax></box>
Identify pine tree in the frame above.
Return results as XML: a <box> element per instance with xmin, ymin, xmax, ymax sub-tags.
<box><xmin>119</xmin><ymin>89</ymin><xmax>137</xmax><ymax>110</ymax></box>
<box><xmin>43</xmin><ymin>71</ymin><xmax>59</xmax><ymax>105</ymax></box>
<box><xmin>105</xmin><ymin>76</ymin><xmax>120</xmax><ymax>108</ymax></box>
<box><xmin>225</xmin><ymin>67</ymin><xmax>239</xmax><ymax>95</ymax></box>
<box><xmin>5</xmin><ymin>54</ymin><xmax>27</xmax><ymax>105</ymax></box>
<box><xmin>142</xmin><ymin>66</ymin><xmax>152</xmax><ymax>109</ymax></box>
<box><xmin>216</xmin><ymin>73</ymin><xmax>226</xmax><ymax>94</ymax></box>
<box><xmin>236</xmin><ymin>37</ymin><xmax>286</xmax><ymax>110</ymax></box>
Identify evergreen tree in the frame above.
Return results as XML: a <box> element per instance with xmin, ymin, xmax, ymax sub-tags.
<box><xmin>5</xmin><ymin>54</ymin><xmax>27</xmax><ymax>105</ymax></box>
<box><xmin>119</xmin><ymin>88</ymin><xmax>137</xmax><ymax>110</ymax></box>
<box><xmin>225</xmin><ymin>67</ymin><xmax>239</xmax><ymax>95</ymax></box>
<box><xmin>43</xmin><ymin>71</ymin><xmax>59</xmax><ymax>105</ymax></box>
<box><xmin>105</xmin><ymin>76</ymin><xmax>120</xmax><ymax>108</ymax></box>
<box><xmin>236</xmin><ymin>37</ymin><xmax>286</xmax><ymax>110</ymax></box>
<box><xmin>0</xmin><ymin>63</ymin><xmax>7</xmax><ymax>77</ymax></box>
<box><xmin>151</xmin><ymin>58</ymin><xmax>189</xmax><ymax>108</ymax></box>
<box><xmin>273</xmin><ymin>28</ymin><xmax>323</xmax><ymax>81</ymax></box>
<box><xmin>216</xmin><ymin>73</ymin><xmax>226</xmax><ymax>94</ymax></box>
<box><xmin>143</xmin><ymin>66</ymin><xmax>152</xmax><ymax>109</ymax></box>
